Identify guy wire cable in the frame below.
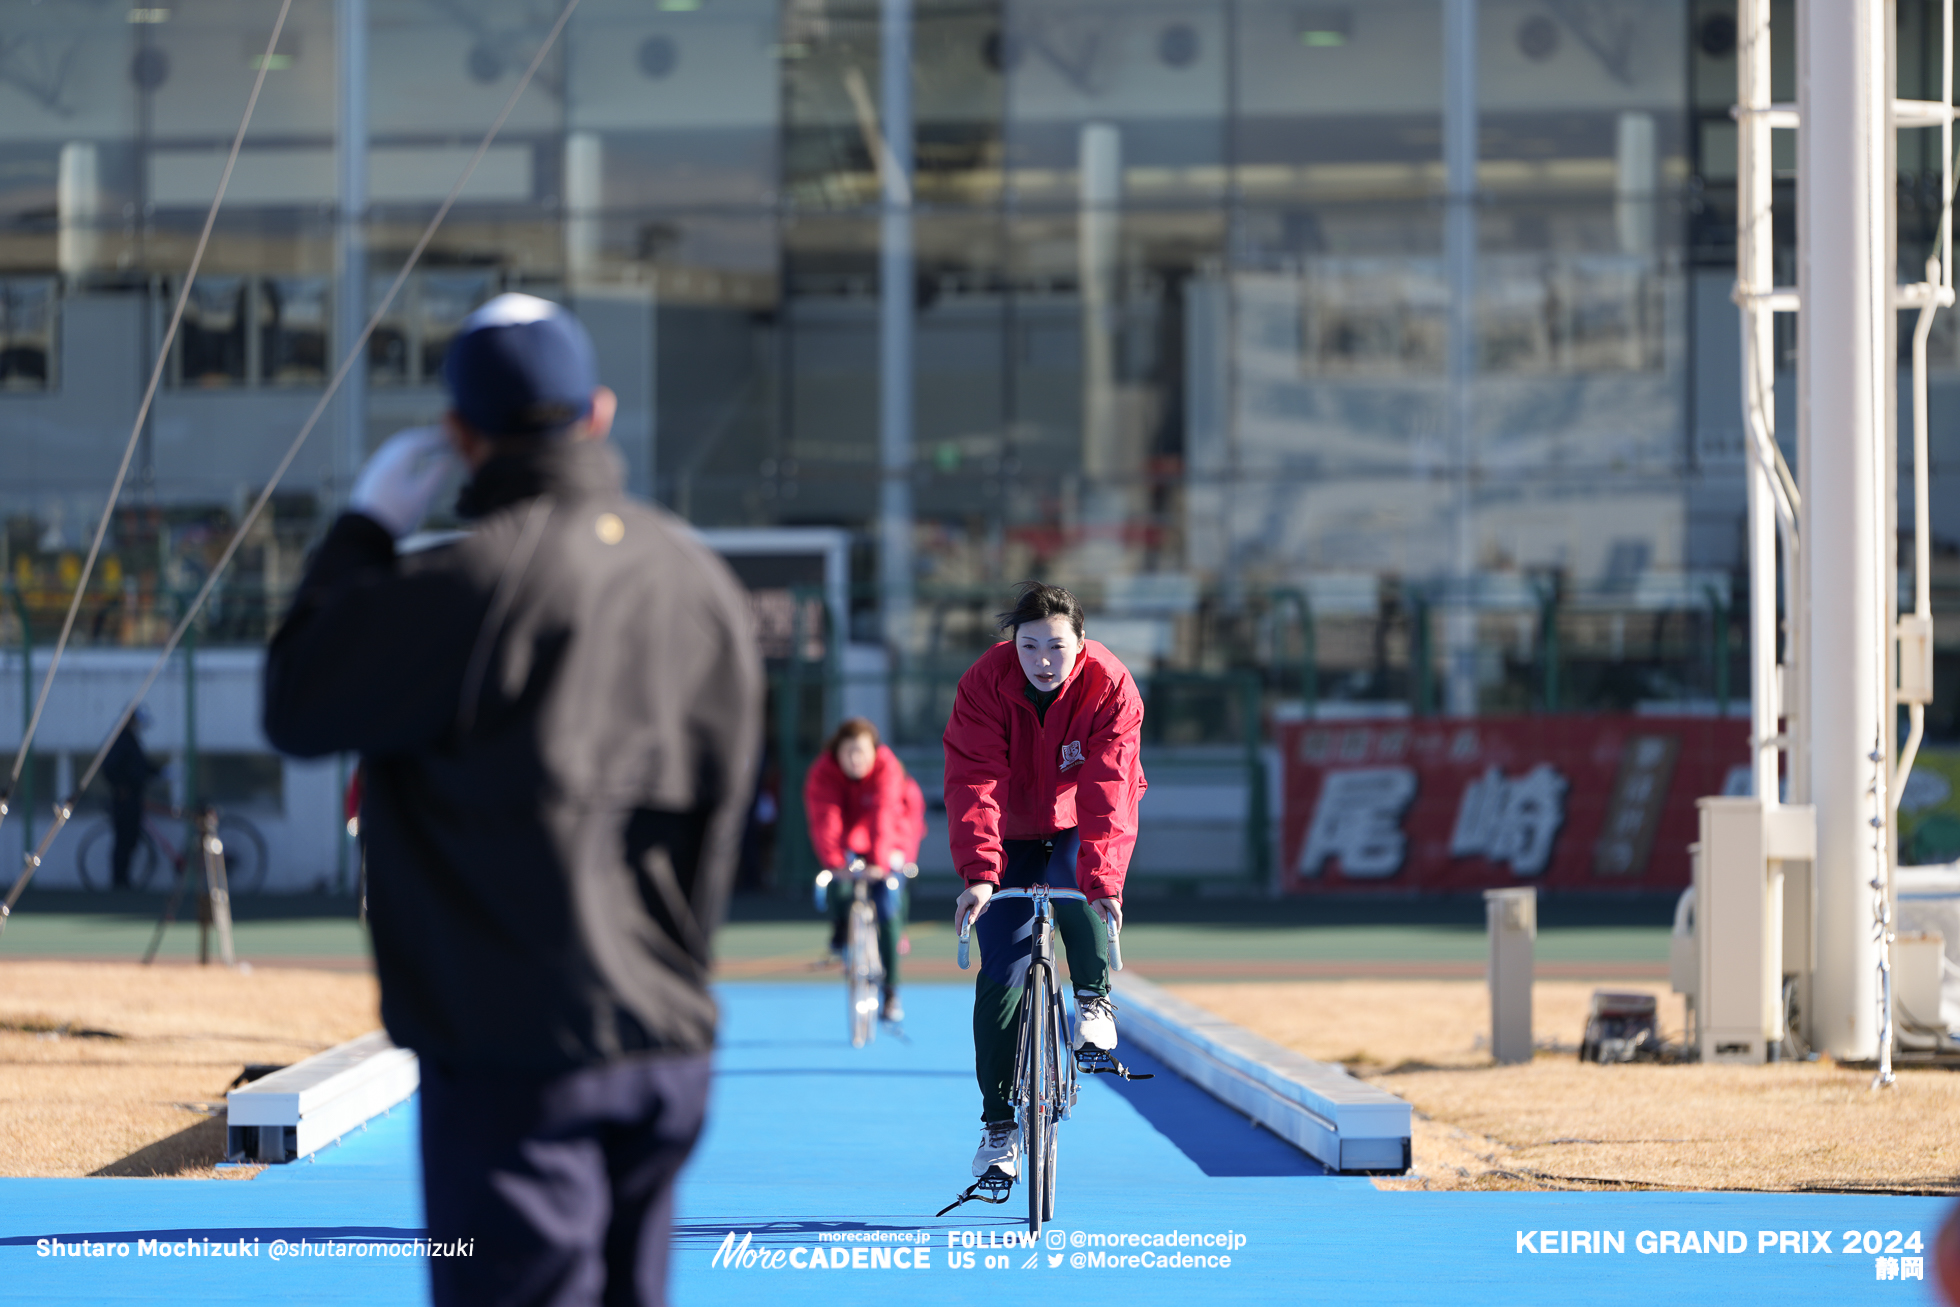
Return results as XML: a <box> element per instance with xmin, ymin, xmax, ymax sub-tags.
<box><xmin>1</xmin><ymin>0</ymin><xmax>296</xmax><ymax>819</ymax></box>
<box><xmin>0</xmin><ymin>0</ymin><xmax>584</xmax><ymax>934</ymax></box>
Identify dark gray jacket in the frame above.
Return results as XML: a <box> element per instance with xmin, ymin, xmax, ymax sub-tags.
<box><xmin>263</xmin><ymin>440</ymin><xmax>760</xmax><ymax>1072</ymax></box>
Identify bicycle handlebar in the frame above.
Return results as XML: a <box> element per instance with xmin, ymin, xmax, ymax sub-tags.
<box><xmin>827</xmin><ymin>858</ymin><xmax>894</xmax><ymax>881</ymax></box>
<box><xmin>955</xmin><ymin>887</ymin><xmax>1122</xmax><ymax>973</ymax></box>
<box><xmin>986</xmin><ymin>888</ymin><xmax>1088</xmax><ymax>902</ymax></box>
<box><xmin>814</xmin><ymin>858</ymin><xmax>896</xmax><ymax>913</ymax></box>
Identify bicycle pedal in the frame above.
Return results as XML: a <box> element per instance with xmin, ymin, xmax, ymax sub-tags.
<box><xmin>933</xmin><ymin>1169</ymin><xmax>1014</xmax><ymax>1217</ymax></box>
<box><xmin>1075</xmin><ymin>1048</ymin><xmax>1153</xmax><ymax>1080</ymax></box>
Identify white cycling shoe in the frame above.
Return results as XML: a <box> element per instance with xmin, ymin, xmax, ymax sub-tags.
<box><xmin>1073</xmin><ymin>993</ymin><xmax>1118</xmax><ymax>1051</ymax></box>
<box><xmin>972</xmin><ymin>1122</ymin><xmax>1020</xmax><ymax>1178</ymax></box>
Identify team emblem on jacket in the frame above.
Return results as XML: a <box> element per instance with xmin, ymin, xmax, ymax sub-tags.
<box><xmin>1059</xmin><ymin>740</ymin><xmax>1086</xmax><ymax>771</ymax></box>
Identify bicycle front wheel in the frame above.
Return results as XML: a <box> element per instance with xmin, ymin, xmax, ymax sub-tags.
<box><xmin>1045</xmin><ymin>1128</ymin><xmax>1059</xmax><ymax>1222</ymax></box>
<box><xmin>1023</xmin><ymin>960</ymin><xmax>1051</xmax><ymax>1236</ymax></box>
<box><xmin>75</xmin><ymin>821</ymin><xmax>162</xmax><ymax>891</ymax></box>
<box><xmin>1044</xmin><ymin>985</ymin><xmax>1068</xmax><ymax>1221</ymax></box>
<box><xmin>846</xmin><ymin>901</ymin><xmax>881</xmax><ymax>1048</ymax></box>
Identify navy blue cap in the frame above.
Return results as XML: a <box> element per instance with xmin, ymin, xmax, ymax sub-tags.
<box><xmin>441</xmin><ymin>294</ymin><xmax>597</xmax><ymax>438</ymax></box>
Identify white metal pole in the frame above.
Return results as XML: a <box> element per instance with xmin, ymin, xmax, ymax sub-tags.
<box><xmin>565</xmin><ymin>132</ymin><xmax>602</xmax><ymax>288</ymax></box>
<box><xmin>1797</xmin><ymin>0</ymin><xmax>1886</xmax><ymax>1060</ymax></box>
<box><xmin>1736</xmin><ymin>0</ymin><xmax>1804</xmax><ymax>1052</ymax></box>
<box><xmin>335</xmin><ymin>0</ymin><xmax>368</xmax><ymax>501</ymax></box>
<box><xmin>1870</xmin><ymin>0</ymin><xmax>1901</xmax><ymax>1087</ymax></box>
<box><xmin>1443</xmin><ymin>0</ymin><xmax>1478</xmax><ymax>716</ymax></box>
<box><xmin>878</xmin><ymin>0</ymin><xmax>914</xmax><ymax>664</ymax></box>
<box><xmin>1738</xmin><ymin>0</ymin><xmax>1779</xmax><ymax>810</ymax></box>
<box><xmin>56</xmin><ymin>143</ymin><xmax>100</xmax><ymax>282</ymax></box>
<box><xmin>1079</xmin><ymin>123</ymin><xmax>1121</xmax><ymax>482</ymax></box>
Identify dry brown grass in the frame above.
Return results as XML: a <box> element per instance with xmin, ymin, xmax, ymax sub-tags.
<box><xmin>1166</xmin><ymin>980</ymin><xmax>1960</xmax><ymax>1194</ymax></box>
<box><xmin>10</xmin><ymin>960</ymin><xmax>1955</xmax><ymax>1194</ymax></box>
<box><xmin>0</xmin><ymin>960</ymin><xmax>380</xmax><ymax>1179</ymax></box>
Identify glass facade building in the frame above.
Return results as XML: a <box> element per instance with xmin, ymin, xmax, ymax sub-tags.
<box><xmin>4</xmin><ymin>0</ymin><xmax>1960</xmax><ymax>886</ymax></box>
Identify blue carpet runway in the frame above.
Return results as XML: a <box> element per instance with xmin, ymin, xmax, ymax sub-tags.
<box><xmin>0</xmin><ymin>983</ymin><xmax>1949</xmax><ymax>1305</ymax></box>
<box><xmin>0</xmin><ymin>1094</ymin><xmax>425</xmax><ymax>1304</ymax></box>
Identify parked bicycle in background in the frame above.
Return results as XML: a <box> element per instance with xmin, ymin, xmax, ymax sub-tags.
<box><xmin>75</xmin><ymin>801</ymin><xmax>268</xmax><ymax>894</ymax></box>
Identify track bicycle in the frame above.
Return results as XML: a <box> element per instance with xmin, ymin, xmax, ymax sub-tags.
<box><xmin>941</xmin><ymin>885</ymin><xmax>1143</xmax><ymax>1235</ymax></box>
<box><xmin>813</xmin><ymin>857</ymin><xmax>897</xmax><ymax>1047</ymax></box>
<box><xmin>75</xmin><ymin>803</ymin><xmax>268</xmax><ymax>894</ymax></box>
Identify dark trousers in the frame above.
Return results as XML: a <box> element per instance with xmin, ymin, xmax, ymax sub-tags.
<box><xmin>971</xmin><ymin>829</ymin><xmax>1109</xmax><ymax>1123</ymax></box>
<box><xmin>109</xmin><ymin>789</ymin><xmax>142</xmax><ymax>889</ymax></box>
<box><xmin>825</xmin><ymin>860</ymin><xmax>908</xmax><ymax>988</ymax></box>
<box><xmin>419</xmin><ymin>1052</ymin><xmax>712</xmax><ymax>1307</ymax></box>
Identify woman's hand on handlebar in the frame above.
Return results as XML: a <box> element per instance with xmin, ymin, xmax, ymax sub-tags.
<box><xmin>1090</xmin><ymin>897</ymin><xmax>1122</xmax><ymax>933</ymax></box>
<box><xmin>955</xmin><ymin>881</ymin><xmax>994</xmax><ymax>935</ymax></box>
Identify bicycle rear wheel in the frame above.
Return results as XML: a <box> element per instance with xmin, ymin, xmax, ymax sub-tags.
<box><xmin>212</xmin><ymin>815</ymin><xmax>269</xmax><ymax>894</ymax></box>
<box><xmin>75</xmin><ymin>821</ymin><xmax>162</xmax><ymax>891</ymax></box>
<box><xmin>846</xmin><ymin>901</ymin><xmax>881</xmax><ymax>1047</ymax></box>
<box><xmin>1023</xmin><ymin>959</ymin><xmax>1051</xmax><ymax>1236</ymax></box>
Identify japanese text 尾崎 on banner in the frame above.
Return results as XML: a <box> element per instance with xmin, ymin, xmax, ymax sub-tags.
<box><xmin>1277</xmin><ymin>716</ymin><xmax>1750</xmax><ymax>893</ymax></box>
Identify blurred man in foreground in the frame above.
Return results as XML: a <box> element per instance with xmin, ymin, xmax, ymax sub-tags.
<box><xmin>263</xmin><ymin>294</ymin><xmax>761</xmax><ymax>1307</ymax></box>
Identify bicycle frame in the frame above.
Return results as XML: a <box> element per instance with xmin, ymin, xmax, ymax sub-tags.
<box><xmin>76</xmin><ymin>804</ymin><xmax>266</xmax><ymax>895</ymax></box>
<box><xmin>142</xmin><ymin>812</ymin><xmax>189</xmax><ymax>869</ymax></box>
<box><xmin>136</xmin><ymin>801</ymin><xmax>206</xmax><ymax>865</ymax></box>
<box><xmin>820</xmin><ymin>858</ymin><xmax>892</xmax><ymax>1047</ymax></box>
<box><xmin>74</xmin><ymin>808</ymin><xmax>186</xmax><ymax>892</ymax></box>
<box><xmin>1012</xmin><ymin>888</ymin><xmax>1080</xmax><ymax>1122</ymax></box>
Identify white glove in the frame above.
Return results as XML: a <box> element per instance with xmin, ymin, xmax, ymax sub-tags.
<box><xmin>350</xmin><ymin>427</ymin><xmax>458</xmax><ymax>539</ymax></box>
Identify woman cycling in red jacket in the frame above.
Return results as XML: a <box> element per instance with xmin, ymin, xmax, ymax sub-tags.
<box><xmin>944</xmin><ymin>582</ymin><xmax>1146</xmax><ymax>1180</ymax></box>
<box><xmin>805</xmin><ymin>717</ymin><xmax>925</xmax><ymax>1022</ymax></box>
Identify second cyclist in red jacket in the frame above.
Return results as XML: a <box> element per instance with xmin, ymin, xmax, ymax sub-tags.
<box><xmin>805</xmin><ymin>717</ymin><xmax>925</xmax><ymax>1022</ymax></box>
<box><xmin>944</xmin><ymin>582</ymin><xmax>1147</xmax><ymax>1180</ymax></box>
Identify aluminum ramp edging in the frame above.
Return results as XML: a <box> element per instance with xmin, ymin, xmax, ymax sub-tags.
<box><xmin>226</xmin><ymin>1030</ymin><xmax>419</xmax><ymax>1163</ymax></box>
<box><xmin>1111</xmin><ymin>973</ymin><xmax>1413</xmax><ymax>1173</ymax></box>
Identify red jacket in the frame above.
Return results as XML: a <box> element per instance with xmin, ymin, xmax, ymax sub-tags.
<box><xmin>942</xmin><ymin>639</ymin><xmax>1146</xmax><ymax>901</ymax></box>
<box><xmin>899</xmin><ymin>775</ymin><xmax>924</xmax><ymax>862</ymax></box>
<box><xmin>804</xmin><ymin>744</ymin><xmax>924</xmax><ymax>870</ymax></box>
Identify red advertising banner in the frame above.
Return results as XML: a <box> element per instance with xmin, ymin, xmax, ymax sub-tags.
<box><xmin>1277</xmin><ymin>715</ymin><xmax>1751</xmax><ymax>894</ymax></box>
